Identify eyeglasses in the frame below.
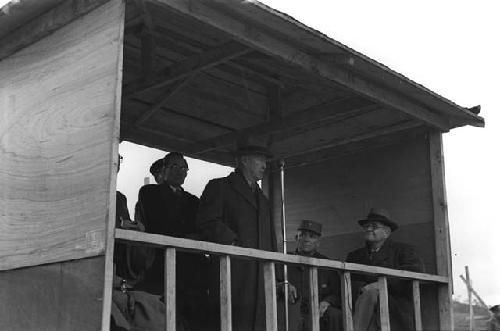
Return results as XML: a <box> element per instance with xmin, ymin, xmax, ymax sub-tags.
<box><xmin>167</xmin><ymin>164</ymin><xmax>189</xmax><ymax>172</ymax></box>
<box><xmin>361</xmin><ymin>222</ymin><xmax>387</xmax><ymax>231</ymax></box>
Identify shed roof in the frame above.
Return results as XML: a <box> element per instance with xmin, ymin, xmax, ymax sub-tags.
<box><xmin>0</xmin><ymin>0</ymin><xmax>484</xmax><ymax>165</ymax></box>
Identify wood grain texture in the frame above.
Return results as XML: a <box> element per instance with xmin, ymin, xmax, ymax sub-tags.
<box><xmin>378</xmin><ymin>276</ymin><xmax>391</xmax><ymax>331</ymax></box>
<box><xmin>116</xmin><ymin>229</ymin><xmax>448</xmax><ymax>284</ymax></box>
<box><xmin>429</xmin><ymin>131</ymin><xmax>454</xmax><ymax>330</ymax></box>
<box><xmin>412</xmin><ymin>280</ymin><xmax>423</xmax><ymax>331</ymax></box>
<box><xmin>308</xmin><ymin>267</ymin><xmax>320</xmax><ymax>331</ymax></box>
<box><xmin>0</xmin><ymin>0</ymin><xmax>124</xmax><ymax>270</ymax></box>
<box><xmin>165</xmin><ymin>248</ymin><xmax>176</xmax><ymax>331</ymax></box>
<box><xmin>263</xmin><ymin>262</ymin><xmax>278</xmax><ymax>331</ymax></box>
<box><xmin>341</xmin><ymin>271</ymin><xmax>354</xmax><ymax>331</ymax></box>
<box><xmin>0</xmin><ymin>256</ymin><xmax>105</xmax><ymax>331</ymax></box>
<box><xmin>220</xmin><ymin>255</ymin><xmax>233</xmax><ymax>331</ymax></box>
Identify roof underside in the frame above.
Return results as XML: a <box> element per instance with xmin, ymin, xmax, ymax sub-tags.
<box><xmin>0</xmin><ymin>0</ymin><xmax>484</xmax><ymax>166</ymax></box>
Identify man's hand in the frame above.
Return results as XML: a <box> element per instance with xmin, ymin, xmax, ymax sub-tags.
<box><xmin>361</xmin><ymin>282</ymin><xmax>378</xmax><ymax>293</ymax></box>
<box><xmin>319</xmin><ymin>301</ymin><xmax>330</xmax><ymax>317</ymax></box>
<box><xmin>287</xmin><ymin>283</ymin><xmax>298</xmax><ymax>304</ymax></box>
<box><xmin>120</xmin><ymin>217</ymin><xmax>145</xmax><ymax>231</ymax></box>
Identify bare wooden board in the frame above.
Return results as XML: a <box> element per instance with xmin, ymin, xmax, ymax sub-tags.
<box><xmin>0</xmin><ymin>0</ymin><xmax>124</xmax><ymax>270</ymax></box>
<box><xmin>0</xmin><ymin>256</ymin><xmax>105</xmax><ymax>331</ymax></box>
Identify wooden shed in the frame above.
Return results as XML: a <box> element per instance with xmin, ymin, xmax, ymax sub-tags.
<box><xmin>0</xmin><ymin>0</ymin><xmax>484</xmax><ymax>330</ymax></box>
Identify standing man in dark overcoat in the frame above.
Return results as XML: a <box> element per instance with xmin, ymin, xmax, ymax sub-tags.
<box><xmin>196</xmin><ymin>143</ymin><xmax>277</xmax><ymax>331</ymax></box>
<box><xmin>134</xmin><ymin>152</ymin><xmax>209</xmax><ymax>330</ymax></box>
<box><xmin>346</xmin><ymin>208</ymin><xmax>424</xmax><ymax>331</ymax></box>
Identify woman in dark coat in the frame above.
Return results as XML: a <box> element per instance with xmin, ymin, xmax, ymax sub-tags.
<box><xmin>196</xmin><ymin>145</ymin><xmax>277</xmax><ymax>331</ymax></box>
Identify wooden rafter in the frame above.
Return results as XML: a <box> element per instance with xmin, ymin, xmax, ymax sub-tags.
<box><xmin>133</xmin><ymin>77</ymin><xmax>192</xmax><ymax>126</ymax></box>
<box><xmin>280</xmin><ymin>120</ymin><xmax>421</xmax><ymax>160</ymax></box>
<box><xmin>156</xmin><ymin>0</ymin><xmax>451</xmax><ymax>131</ymax></box>
<box><xmin>191</xmin><ymin>97</ymin><xmax>375</xmax><ymax>154</ymax></box>
<box><xmin>123</xmin><ymin>41</ymin><xmax>252</xmax><ymax>97</ymax></box>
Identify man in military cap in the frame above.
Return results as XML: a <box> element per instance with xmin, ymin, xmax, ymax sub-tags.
<box><xmin>285</xmin><ymin>220</ymin><xmax>343</xmax><ymax>331</ymax></box>
<box><xmin>487</xmin><ymin>305</ymin><xmax>500</xmax><ymax>331</ymax></box>
<box><xmin>346</xmin><ymin>208</ymin><xmax>424</xmax><ymax>331</ymax></box>
<box><xmin>196</xmin><ymin>141</ymin><xmax>277</xmax><ymax>331</ymax></box>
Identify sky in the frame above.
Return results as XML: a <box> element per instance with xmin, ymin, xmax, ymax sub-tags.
<box><xmin>2</xmin><ymin>0</ymin><xmax>498</xmax><ymax>305</ymax></box>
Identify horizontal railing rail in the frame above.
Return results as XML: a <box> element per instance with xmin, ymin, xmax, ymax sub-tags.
<box><xmin>115</xmin><ymin>229</ymin><xmax>448</xmax><ymax>331</ymax></box>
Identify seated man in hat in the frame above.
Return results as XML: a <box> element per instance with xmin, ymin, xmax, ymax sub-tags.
<box><xmin>488</xmin><ymin>305</ymin><xmax>500</xmax><ymax>331</ymax></box>
<box><xmin>346</xmin><ymin>208</ymin><xmax>424</xmax><ymax>331</ymax></box>
<box><xmin>285</xmin><ymin>220</ymin><xmax>343</xmax><ymax>331</ymax></box>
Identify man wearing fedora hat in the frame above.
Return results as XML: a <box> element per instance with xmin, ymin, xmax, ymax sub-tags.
<box><xmin>196</xmin><ymin>141</ymin><xmax>276</xmax><ymax>331</ymax></box>
<box><xmin>285</xmin><ymin>220</ymin><xmax>343</xmax><ymax>331</ymax></box>
<box><xmin>346</xmin><ymin>208</ymin><xmax>424</xmax><ymax>331</ymax></box>
<box><xmin>487</xmin><ymin>305</ymin><xmax>500</xmax><ymax>330</ymax></box>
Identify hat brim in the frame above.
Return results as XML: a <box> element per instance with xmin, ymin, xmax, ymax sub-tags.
<box><xmin>234</xmin><ymin>146</ymin><xmax>273</xmax><ymax>158</ymax></box>
<box><xmin>297</xmin><ymin>227</ymin><xmax>321</xmax><ymax>236</ymax></box>
<box><xmin>358</xmin><ymin>219</ymin><xmax>398</xmax><ymax>231</ymax></box>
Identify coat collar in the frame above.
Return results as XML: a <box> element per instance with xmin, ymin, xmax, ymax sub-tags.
<box><xmin>364</xmin><ymin>239</ymin><xmax>393</xmax><ymax>261</ymax></box>
<box><xmin>228</xmin><ymin>170</ymin><xmax>259</xmax><ymax>209</ymax></box>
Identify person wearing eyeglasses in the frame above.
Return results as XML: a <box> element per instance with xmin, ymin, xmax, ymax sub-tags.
<box><xmin>134</xmin><ymin>152</ymin><xmax>209</xmax><ymax>330</ymax></box>
<box><xmin>346</xmin><ymin>208</ymin><xmax>424</xmax><ymax>331</ymax></box>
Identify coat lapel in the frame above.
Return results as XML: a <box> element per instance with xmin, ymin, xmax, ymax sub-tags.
<box><xmin>228</xmin><ymin>171</ymin><xmax>258</xmax><ymax>209</ymax></box>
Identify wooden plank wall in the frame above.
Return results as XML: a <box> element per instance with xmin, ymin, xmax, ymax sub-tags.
<box><xmin>0</xmin><ymin>0</ymin><xmax>123</xmax><ymax>270</ymax></box>
<box><xmin>0</xmin><ymin>0</ymin><xmax>124</xmax><ymax>330</ymax></box>
<box><xmin>281</xmin><ymin>132</ymin><xmax>439</xmax><ymax>329</ymax></box>
<box><xmin>0</xmin><ymin>256</ymin><xmax>105</xmax><ymax>331</ymax></box>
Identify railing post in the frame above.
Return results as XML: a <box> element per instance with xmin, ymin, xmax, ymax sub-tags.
<box><xmin>412</xmin><ymin>280</ymin><xmax>423</xmax><ymax>331</ymax></box>
<box><xmin>164</xmin><ymin>248</ymin><xmax>176</xmax><ymax>331</ymax></box>
<box><xmin>378</xmin><ymin>276</ymin><xmax>390</xmax><ymax>331</ymax></box>
<box><xmin>341</xmin><ymin>271</ymin><xmax>354</xmax><ymax>331</ymax></box>
<box><xmin>220</xmin><ymin>255</ymin><xmax>232</xmax><ymax>331</ymax></box>
<box><xmin>309</xmin><ymin>267</ymin><xmax>320</xmax><ymax>331</ymax></box>
<box><xmin>263</xmin><ymin>262</ymin><xmax>278</xmax><ymax>331</ymax></box>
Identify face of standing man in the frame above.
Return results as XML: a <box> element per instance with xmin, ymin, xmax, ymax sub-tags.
<box><xmin>163</xmin><ymin>153</ymin><xmax>189</xmax><ymax>187</ymax></box>
<box><xmin>239</xmin><ymin>154</ymin><xmax>267</xmax><ymax>183</ymax></box>
<box><xmin>296</xmin><ymin>230</ymin><xmax>321</xmax><ymax>255</ymax></box>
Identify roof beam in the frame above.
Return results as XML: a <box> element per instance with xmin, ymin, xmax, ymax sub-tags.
<box><xmin>281</xmin><ymin>121</ymin><xmax>422</xmax><ymax>161</ymax></box>
<box><xmin>0</xmin><ymin>0</ymin><xmax>109</xmax><ymax>61</ymax></box>
<box><xmin>156</xmin><ymin>0</ymin><xmax>450</xmax><ymax>131</ymax></box>
<box><xmin>123</xmin><ymin>40</ymin><xmax>252</xmax><ymax>97</ymax></box>
<box><xmin>191</xmin><ymin>97</ymin><xmax>375</xmax><ymax>154</ymax></box>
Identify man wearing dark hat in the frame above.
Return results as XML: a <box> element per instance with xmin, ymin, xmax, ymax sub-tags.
<box><xmin>487</xmin><ymin>305</ymin><xmax>500</xmax><ymax>330</ymax></box>
<box><xmin>196</xmin><ymin>142</ymin><xmax>277</xmax><ymax>331</ymax></box>
<box><xmin>346</xmin><ymin>208</ymin><xmax>424</xmax><ymax>331</ymax></box>
<box><xmin>149</xmin><ymin>158</ymin><xmax>165</xmax><ymax>184</ymax></box>
<box><xmin>135</xmin><ymin>152</ymin><xmax>209</xmax><ymax>330</ymax></box>
<box><xmin>286</xmin><ymin>220</ymin><xmax>343</xmax><ymax>331</ymax></box>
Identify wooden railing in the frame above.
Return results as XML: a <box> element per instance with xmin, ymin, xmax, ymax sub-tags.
<box><xmin>115</xmin><ymin>229</ymin><xmax>449</xmax><ymax>331</ymax></box>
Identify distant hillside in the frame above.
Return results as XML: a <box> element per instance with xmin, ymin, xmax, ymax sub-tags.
<box><xmin>453</xmin><ymin>300</ymin><xmax>490</xmax><ymax>331</ymax></box>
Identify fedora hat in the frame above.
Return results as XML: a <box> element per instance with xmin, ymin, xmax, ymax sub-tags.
<box><xmin>358</xmin><ymin>208</ymin><xmax>399</xmax><ymax>231</ymax></box>
<box><xmin>297</xmin><ymin>220</ymin><xmax>322</xmax><ymax>236</ymax></box>
<box><xmin>490</xmin><ymin>305</ymin><xmax>500</xmax><ymax>313</ymax></box>
<box><xmin>234</xmin><ymin>144</ymin><xmax>273</xmax><ymax>158</ymax></box>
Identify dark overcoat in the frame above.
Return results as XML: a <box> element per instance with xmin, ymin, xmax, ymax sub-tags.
<box><xmin>346</xmin><ymin>239</ymin><xmax>424</xmax><ymax>331</ymax></box>
<box><xmin>196</xmin><ymin>170</ymin><xmax>277</xmax><ymax>331</ymax></box>
<box><xmin>288</xmin><ymin>250</ymin><xmax>343</xmax><ymax>331</ymax></box>
<box><xmin>134</xmin><ymin>183</ymin><xmax>209</xmax><ymax>330</ymax></box>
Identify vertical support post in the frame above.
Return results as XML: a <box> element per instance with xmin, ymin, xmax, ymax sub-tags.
<box><xmin>309</xmin><ymin>267</ymin><xmax>320</xmax><ymax>331</ymax></box>
<box><xmin>165</xmin><ymin>248</ymin><xmax>176</xmax><ymax>331</ymax></box>
<box><xmin>220</xmin><ymin>255</ymin><xmax>232</xmax><ymax>331</ymax></box>
<box><xmin>413</xmin><ymin>280</ymin><xmax>423</xmax><ymax>331</ymax></box>
<box><xmin>263</xmin><ymin>262</ymin><xmax>278</xmax><ymax>331</ymax></box>
<box><xmin>378</xmin><ymin>276</ymin><xmax>391</xmax><ymax>331</ymax></box>
<box><xmin>429</xmin><ymin>131</ymin><xmax>453</xmax><ymax>331</ymax></box>
<box><xmin>341</xmin><ymin>271</ymin><xmax>354</xmax><ymax>331</ymax></box>
<box><xmin>465</xmin><ymin>266</ymin><xmax>475</xmax><ymax>331</ymax></box>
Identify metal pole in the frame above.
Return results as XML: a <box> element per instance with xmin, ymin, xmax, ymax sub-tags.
<box><xmin>465</xmin><ymin>266</ymin><xmax>475</xmax><ymax>331</ymax></box>
<box><xmin>279</xmin><ymin>159</ymin><xmax>289</xmax><ymax>331</ymax></box>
